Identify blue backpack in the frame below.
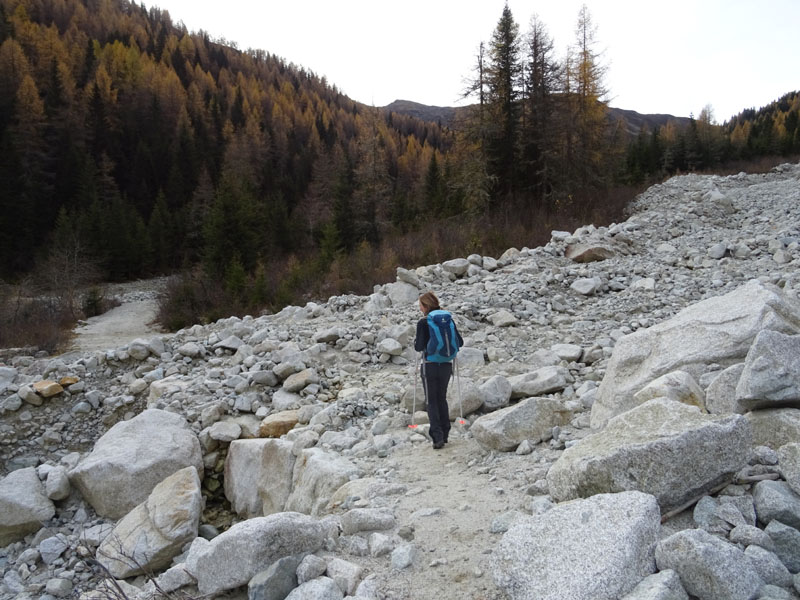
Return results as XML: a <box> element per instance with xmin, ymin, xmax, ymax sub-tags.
<box><xmin>425</xmin><ymin>309</ymin><xmax>460</xmax><ymax>362</ymax></box>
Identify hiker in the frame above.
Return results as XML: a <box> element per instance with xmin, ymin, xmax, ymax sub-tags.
<box><xmin>414</xmin><ymin>291</ymin><xmax>463</xmax><ymax>450</ymax></box>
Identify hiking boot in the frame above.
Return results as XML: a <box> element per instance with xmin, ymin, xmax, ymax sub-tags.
<box><xmin>432</xmin><ymin>441</ymin><xmax>445</xmax><ymax>450</ymax></box>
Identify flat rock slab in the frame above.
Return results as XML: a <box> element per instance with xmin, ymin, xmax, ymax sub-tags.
<box><xmin>0</xmin><ymin>467</ymin><xmax>56</xmax><ymax>546</ymax></box>
<box><xmin>185</xmin><ymin>512</ymin><xmax>326</xmax><ymax>595</ymax></box>
<box><xmin>591</xmin><ymin>280</ymin><xmax>800</xmax><ymax>428</ymax></box>
<box><xmin>472</xmin><ymin>397</ymin><xmax>572</xmax><ymax>452</ymax></box>
<box><xmin>68</xmin><ymin>409</ymin><xmax>203</xmax><ymax>519</ymax></box>
<box><xmin>491</xmin><ymin>491</ymin><xmax>660</xmax><ymax>600</ymax></box>
<box><xmin>656</xmin><ymin>528</ymin><xmax>764</xmax><ymax>600</ymax></box>
<box><xmin>548</xmin><ymin>399</ymin><xmax>751</xmax><ymax>511</ymax></box>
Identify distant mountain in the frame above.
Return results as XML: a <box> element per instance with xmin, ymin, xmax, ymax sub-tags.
<box><xmin>607</xmin><ymin>107</ymin><xmax>691</xmax><ymax>136</ymax></box>
<box><xmin>382</xmin><ymin>100</ymin><xmax>461</xmax><ymax>128</ymax></box>
<box><xmin>382</xmin><ymin>99</ymin><xmax>691</xmax><ymax>136</ymax></box>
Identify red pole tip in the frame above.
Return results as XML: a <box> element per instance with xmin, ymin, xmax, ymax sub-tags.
<box><xmin>408</xmin><ymin>424</ymin><xmax>418</xmax><ymax>428</ymax></box>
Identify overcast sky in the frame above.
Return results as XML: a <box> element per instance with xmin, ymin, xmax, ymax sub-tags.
<box><xmin>152</xmin><ymin>0</ymin><xmax>799</xmax><ymax>123</ymax></box>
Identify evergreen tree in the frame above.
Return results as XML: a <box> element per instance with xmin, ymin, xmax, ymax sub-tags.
<box><xmin>521</xmin><ymin>14</ymin><xmax>561</xmax><ymax>208</ymax></box>
<box><xmin>486</xmin><ymin>3</ymin><xmax>522</xmax><ymax>200</ymax></box>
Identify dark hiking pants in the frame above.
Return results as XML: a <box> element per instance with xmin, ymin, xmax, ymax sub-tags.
<box><xmin>421</xmin><ymin>361</ymin><xmax>452</xmax><ymax>444</ymax></box>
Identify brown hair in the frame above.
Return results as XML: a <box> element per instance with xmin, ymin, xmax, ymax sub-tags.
<box><xmin>419</xmin><ymin>291</ymin><xmax>440</xmax><ymax>315</ymax></box>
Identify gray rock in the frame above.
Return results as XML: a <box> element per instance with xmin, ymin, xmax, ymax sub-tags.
<box><xmin>765</xmin><ymin>520</ymin><xmax>800</xmax><ymax>572</ymax></box>
<box><xmin>39</xmin><ymin>534</ymin><xmax>68</xmax><ymax>564</ymax></box>
<box><xmin>283</xmin><ymin>368</ymin><xmax>319</xmax><ymax>393</ymax></box>
<box><xmin>326</xmin><ymin>557</ymin><xmax>362</xmax><ymax>596</ymax></box>
<box><xmin>248</xmin><ymin>553</ymin><xmax>304</xmax><ymax>600</ymax></box>
<box><xmin>489</xmin><ymin>309</ymin><xmax>518</xmax><ymax>327</ymax></box>
<box><xmin>45</xmin><ymin>578</ymin><xmax>73</xmax><ymax>598</ymax></box>
<box><xmin>729</xmin><ymin>524</ymin><xmax>776</xmax><ymax>552</ymax></box>
<box><xmin>472</xmin><ymin>397</ymin><xmax>572</xmax><ymax>452</ymax></box>
<box><xmin>565</xmin><ymin>243</ymin><xmax>615</xmax><ymax>263</ymax></box>
<box><xmin>551</xmin><ymin>343</ymin><xmax>583</xmax><ymax>362</ymax></box>
<box><xmin>632</xmin><ymin>370</ymin><xmax>705</xmax><ymax>411</ymax></box>
<box><xmin>442</xmin><ymin>258</ymin><xmax>470</xmax><ymax>277</ymax></box>
<box><xmin>744</xmin><ymin>544</ymin><xmax>793</xmax><ymax>588</ymax></box>
<box><xmin>396</xmin><ymin>267</ymin><xmax>420</xmax><ymax>287</ymax></box>
<box><xmin>456</xmin><ymin>347</ymin><xmax>486</xmax><ymax>368</ymax></box>
<box><xmin>340</xmin><ymin>508</ymin><xmax>395</xmax><ymax>535</ymax></box>
<box><xmin>735</xmin><ymin>330</ymin><xmax>800</xmax><ymax>411</ymax></box>
<box><xmin>509</xmin><ymin>366</ymin><xmax>571</xmax><ymax>399</ymax></box>
<box><xmin>225</xmin><ymin>439</ymin><xmax>296</xmax><ymax>518</ymax></box>
<box><xmin>747</xmin><ymin>409</ymin><xmax>800</xmax><ymax>449</ymax></box>
<box><xmin>0</xmin><ymin>467</ymin><xmax>55</xmax><ymax>546</ymax></box>
<box><xmin>754</xmin><ymin>480</ymin><xmax>800</xmax><ymax>530</ymax></box>
<box><xmin>571</xmin><ymin>276</ymin><xmax>603</xmax><ymax>295</ymax></box>
<box><xmin>285</xmin><ymin>576</ymin><xmax>343</xmax><ymax>600</ymax></box>
<box><xmin>757</xmin><ymin>584</ymin><xmax>796</xmax><ymax>600</ymax></box>
<box><xmin>297</xmin><ymin>554</ymin><xmax>328</xmax><ymax>583</ymax></box>
<box><xmin>368</xmin><ymin>532</ymin><xmax>394</xmax><ymax>557</ymax></box>
<box><xmin>177</xmin><ymin>342</ymin><xmax>202</xmax><ymax>358</ymax></box>
<box><xmin>208</xmin><ymin>420</ymin><xmax>242</xmax><ymax>442</ymax></box>
<box><xmin>779</xmin><ymin>443</ymin><xmax>800</xmax><ymax>496</ymax></box>
<box><xmin>655</xmin><ymin>528</ymin><xmax>764</xmax><ymax>600</ymax></box>
<box><xmin>376</xmin><ymin>338</ymin><xmax>403</xmax><ymax>356</ymax></box>
<box><xmin>479</xmin><ymin>375</ymin><xmax>512</xmax><ymax>411</ymax></box>
<box><xmin>548</xmin><ymin>399</ymin><xmax>751</xmax><ymax>511</ymax></box>
<box><xmin>391</xmin><ymin>544</ymin><xmax>418</xmax><ymax>570</ymax></box>
<box><xmin>447</xmin><ymin>379</ymin><xmax>484</xmax><ymax>420</ymax></box>
<box><xmin>706</xmin><ymin>363</ymin><xmax>746</xmax><ymax>414</ymax></box>
<box><xmin>619</xmin><ymin>569</ymin><xmax>688</xmax><ymax>600</ymax></box>
<box><xmin>285</xmin><ymin>448</ymin><xmax>361</xmax><ymax>515</ymax></box>
<box><xmin>385</xmin><ymin>281</ymin><xmax>419</xmax><ymax>306</ymax></box>
<box><xmin>69</xmin><ymin>409</ymin><xmax>203</xmax><ymax>519</ymax></box>
<box><xmin>0</xmin><ymin>366</ymin><xmax>17</xmax><ymax>394</ymax></box>
<box><xmin>185</xmin><ymin>513</ymin><xmax>326</xmax><ymax>595</ymax></box>
<box><xmin>97</xmin><ymin>466</ymin><xmax>202</xmax><ymax>578</ymax></box>
<box><xmin>491</xmin><ymin>491</ymin><xmax>660</xmax><ymax>600</ymax></box>
<box><xmin>45</xmin><ymin>466</ymin><xmax>71</xmax><ymax>501</ymax></box>
<box><xmin>591</xmin><ymin>280</ymin><xmax>800</xmax><ymax>428</ymax></box>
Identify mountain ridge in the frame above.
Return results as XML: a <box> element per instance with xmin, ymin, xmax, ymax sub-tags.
<box><xmin>381</xmin><ymin>98</ymin><xmax>692</xmax><ymax>134</ymax></box>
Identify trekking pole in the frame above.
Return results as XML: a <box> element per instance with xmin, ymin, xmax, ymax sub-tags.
<box><xmin>455</xmin><ymin>356</ymin><xmax>466</xmax><ymax>425</ymax></box>
<box><xmin>408</xmin><ymin>351</ymin><xmax>419</xmax><ymax>429</ymax></box>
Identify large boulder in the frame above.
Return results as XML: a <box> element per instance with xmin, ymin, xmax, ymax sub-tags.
<box><xmin>69</xmin><ymin>409</ymin><xmax>203</xmax><ymax>519</ymax></box>
<box><xmin>655</xmin><ymin>529</ymin><xmax>764</xmax><ymax>600</ymax></box>
<box><xmin>735</xmin><ymin>330</ymin><xmax>800</xmax><ymax>411</ymax></box>
<box><xmin>591</xmin><ymin>280</ymin><xmax>800</xmax><ymax>428</ymax></box>
<box><xmin>746</xmin><ymin>408</ymin><xmax>800</xmax><ymax>449</ymax></box>
<box><xmin>472</xmin><ymin>397</ymin><xmax>572</xmax><ymax>452</ymax></box>
<box><xmin>184</xmin><ymin>513</ymin><xmax>326</xmax><ymax>595</ymax></box>
<box><xmin>565</xmin><ymin>242</ymin><xmax>615</xmax><ymax>263</ymax></box>
<box><xmin>384</xmin><ymin>281</ymin><xmax>419</xmax><ymax>306</ymax></box>
<box><xmin>96</xmin><ymin>467</ymin><xmax>202</xmax><ymax>578</ymax></box>
<box><xmin>225</xmin><ymin>439</ymin><xmax>296</xmax><ymax>518</ymax></box>
<box><xmin>778</xmin><ymin>443</ymin><xmax>800</xmax><ymax>496</ymax></box>
<box><xmin>285</xmin><ymin>449</ymin><xmax>361</xmax><ymax>516</ymax></box>
<box><xmin>548</xmin><ymin>399</ymin><xmax>751</xmax><ymax>511</ymax></box>
<box><xmin>753</xmin><ymin>480</ymin><xmax>800</xmax><ymax>530</ymax></box>
<box><xmin>0</xmin><ymin>467</ymin><xmax>56</xmax><ymax>546</ymax></box>
<box><xmin>509</xmin><ymin>366</ymin><xmax>571</xmax><ymax>399</ymax></box>
<box><xmin>491</xmin><ymin>491</ymin><xmax>660</xmax><ymax>600</ymax></box>
<box><xmin>447</xmin><ymin>379</ymin><xmax>484</xmax><ymax>420</ymax></box>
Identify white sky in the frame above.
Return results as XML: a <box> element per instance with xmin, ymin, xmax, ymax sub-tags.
<box><xmin>153</xmin><ymin>0</ymin><xmax>800</xmax><ymax>124</ymax></box>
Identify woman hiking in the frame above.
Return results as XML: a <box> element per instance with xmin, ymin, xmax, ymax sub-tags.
<box><xmin>414</xmin><ymin>291</ymin><xmax>463</xmax><ymax>450</ymax></box>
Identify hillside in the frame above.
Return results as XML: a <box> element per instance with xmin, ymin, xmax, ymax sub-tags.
<box><xmin>1</xmin><ymin>163</ymin><xmax>800</xmax><ymax>598</ymax></box>
<box><xmin>0</xmin><ymin>0</ymin><xmax>452</xmax><ymax>281</ymax></box>
<box><xmin>383</xmin><ymin>99</ymin><xmax>692</xmax><ymax>137</ymax></box>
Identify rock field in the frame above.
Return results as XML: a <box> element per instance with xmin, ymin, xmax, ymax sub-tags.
<box><xmin>2</xmin><ymin>163</ymin><xmax>800</xmax><ymax>600</ymax></box>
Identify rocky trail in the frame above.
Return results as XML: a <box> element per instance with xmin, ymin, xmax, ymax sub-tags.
<box><xmin>3</xmin><ymin>165</ymin><xmax>800</xmax><ymax>600</ymax></box>
<box><xmin>67</xmin><ymin>280</ymin><xmax>167</xmax><ymax>355</ymax></box>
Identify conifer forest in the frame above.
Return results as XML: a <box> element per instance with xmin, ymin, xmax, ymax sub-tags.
<box><xmin>1</xmin><ymin>0</ymin><xmax>798</xmax><ymax>328</ymax></box>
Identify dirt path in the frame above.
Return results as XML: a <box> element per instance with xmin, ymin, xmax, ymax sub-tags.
<box><xmin>356</xmin><ymin>429</ymin><xmax>563</xmax><ymax>600</ymax></box>
<box><xmin>69</xmin><ymin>298</ymin><xmax>162</xmax><ymax>353</ymax></box>
<box><xmin>67</xmin><ymin>278</ymin><xmax>169</xmax><ymax>353</ymax></box>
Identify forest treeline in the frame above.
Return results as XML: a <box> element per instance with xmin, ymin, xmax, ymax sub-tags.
<box><xmin>0</xmin><ymin>0</ymin><xmax>798</xmax><ymax>334</ymax></box>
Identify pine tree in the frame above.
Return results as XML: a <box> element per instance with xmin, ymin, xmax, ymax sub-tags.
<box><xmin>486</xmin><ymin>3</ymin><xmax>522</xmax><ymax>200</ymax></box>
<box><xmin>521</xmin><ymin>14</ymin><xmax>561</xmax><ymax>208</ymax></box>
